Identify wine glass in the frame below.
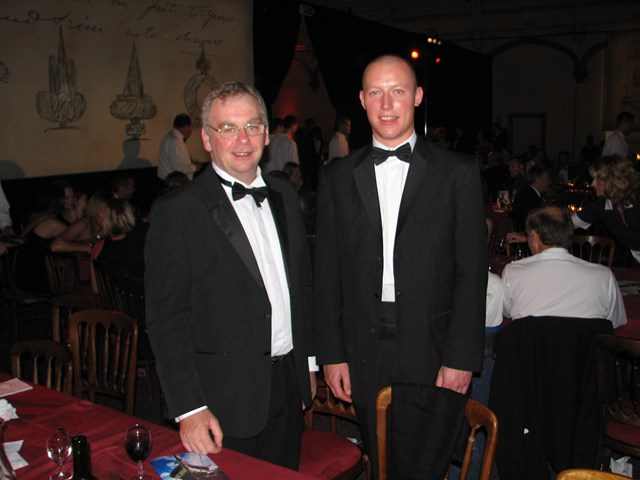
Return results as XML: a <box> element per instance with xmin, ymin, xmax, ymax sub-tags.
<box><xmin>124</xmin><ymin>424</ymin><xmax>152</xmax><ymax>480</ymax></box>
<box><xmin>46</xmin><ymin>428</ymin><xmax>72</xmax><ymax>480</ymax></box>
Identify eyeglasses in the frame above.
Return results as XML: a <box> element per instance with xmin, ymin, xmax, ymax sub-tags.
<box><xmin>208</xmin><ymin>123</ymin><xmax>266</xmax><ymax>138</ymax></box>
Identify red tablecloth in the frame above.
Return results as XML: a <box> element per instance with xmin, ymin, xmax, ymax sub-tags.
<box><xmin>0</xmin><ymin>373</ymin><xmax>317</xmax><ymax>480</ymax></box>
<box><xmin>612</xmin><ymin>267</ymin><xmax>640</xmax><ymax>340</ymax></box>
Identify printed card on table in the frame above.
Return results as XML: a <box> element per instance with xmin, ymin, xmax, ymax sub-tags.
<box><xmin>150</xmin><ymin>452</ymin><xmax>229</xmax><ymax>479</ymax></box>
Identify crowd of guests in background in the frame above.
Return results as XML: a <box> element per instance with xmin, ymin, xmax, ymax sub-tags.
<box><xmin>0</xmin><ymin>106</ymin><xmax>636</xmax><ymax>316</ymax></box>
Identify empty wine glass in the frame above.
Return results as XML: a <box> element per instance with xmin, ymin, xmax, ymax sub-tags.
<box><xmin>46</xmin><ymin>428</ymin><xmax>72</xmax><ymax>480</ymax></box>
<box><xmin>124</xmin><ymin>424</ymin><xmax>152</xmax><ymax>480</ymax></box>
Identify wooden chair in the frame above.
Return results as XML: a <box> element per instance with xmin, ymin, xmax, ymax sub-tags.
<box><xmin>375</xmin><ymin>386</ymin><xmax>498</xmax><ymax>480</ymax></box>
<box><xmin>44</xmin><ymin>253</ymin><xmax>81</xmax><ymax>297</ymax></box>
<box><xmin>68</xmin><ymin>309</ymin><xmax>138</xmax><ymax>415</ymax></box>
<box><xmin>51</xmin><ymin>294</ymin><xmax>101</xmax><ymax>344</ymax></box>
<box><xmin>299</xmin><ymin>378</ymin><xmax>370</xmax><ymax>480</ymax></box>
<box><xmin>92</xmin><ymin>260</ymin><xmax>154</xmax><ymax>399</ymax></box>
<box><xmin>595</xmin><ymin>334</ymin><xmax>640</xmax><ymax>467</ymax></box>
<box><xmin>557</xmin><ymin>469</ymin><xmax>631</xmax><ymax>479</ymax></box>
<box><xmin>11</xmin><ymin>339</ymin><xmax>73</xmax><ymax>394</ymax></box>
<box><xmin>0</xmin><ymin>245</ymin><xmax>52</xmax><ymax>340</ymax></box>
<box><xmin>570</xmin><ymin>235</ymin><xmax>616</xmax><ymax>267</ymax></box>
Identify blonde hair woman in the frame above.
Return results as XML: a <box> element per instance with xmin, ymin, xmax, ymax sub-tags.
<box><xmin>573</xmin><ymin>155</ymin><xmax>640</xmax><ymax>260</ymax></box>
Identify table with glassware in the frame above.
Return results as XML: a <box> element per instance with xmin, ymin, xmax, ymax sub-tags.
<box><xmin>0</xmin><ymin>373</ymin><xmax>318</xmax><ymax>480</ymax></box>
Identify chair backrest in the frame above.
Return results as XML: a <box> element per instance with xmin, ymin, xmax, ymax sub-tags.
<box><xmin>571</xmin><ymin>235</ymin><xmax>616</xmax><ymax>267</ymax></box>
<box><xmin>375</xmin><ymin>386</ymin><xmax>498</xmax><ymax>480</ymax></box>
<box><xmin>557</xmin><ymin>469</ymin><xmax>631</xmax><ymax>479</ymax></box>
<box><xmin>68</xmin><ymin>309</ymin><xmax>138</xmax><ymax>415</ymax></box>
<box><xmin>51</xmin><ymin>294</ymin><xmax>101</xmax><ymax>344</ymax></box>
<box><xmin>595</xmin><ymin>334</ymin><xmax>640</xmax><ymax>462</ymax></box>
<box><xmin>92</xmin><ymin>260</ymin><xmax>121</xmax><ymax>310</ymax></box>
<box><xmin>305</xmin><ymin>378</ymin><xmax>360</xmax><ymax>432</ymax></box>
<box><xmin>44</xmin><ymin>253</ymin><xmax>81</xmax><ymax>297</ymax></box>
<box><xmin>301</xmin><ymin>378</ymin><xmax>369</xmax><ymax>480</ymax></box>
<box><xmin>11</xmin><ymin>340</ymin><xmax>73</xmax><ymax>394</ymax></box>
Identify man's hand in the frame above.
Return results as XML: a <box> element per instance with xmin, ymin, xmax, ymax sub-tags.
<box><xmin>435</xmin><ymin>366</ymin><xmax>472</xmax><ymax>394</ymax></box>
<box><xmin>179</xmin><ymin>409</ymin><xmax>223</xmax><ymax>454</ymax></box>
<box><xmin>324</xmin><ymin>363</ymin><xmax>352</xmax><ymax>402</ymax></box>
<box><xmin>506</xmin><ymin>231</ymin><xmax>526</xmax><ymax>244</ymax></box>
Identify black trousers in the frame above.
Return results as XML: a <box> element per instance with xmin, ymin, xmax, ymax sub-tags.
<box><xmin>355</xmin><ymin>302</ymin><xmax>402</xmax><ymax>480</ymax></box>
<box><xmin>222</xmin><ymin>351</ymin><xmax>304</xmax><ymax>470</ymax></box>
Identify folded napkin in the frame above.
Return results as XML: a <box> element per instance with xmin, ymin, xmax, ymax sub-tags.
<box><xmin>0</xmin><ymin>379</ymin><xmax>32</xmax><ymax>399</ymax></box>
<box><xmin>3</xmin><ymin>441</ymin><xmax>27</xmax><ymax>470</ymax></box>
<box><xmin>0</xmin><ymin>400</ymin><xmax>17</xmax><ymax>421</ymax></box>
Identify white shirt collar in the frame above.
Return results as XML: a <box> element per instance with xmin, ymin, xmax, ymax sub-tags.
<box><xmin>211</xmin><ymin>163</ymin><xmax>266</xmax><ymax>189</ymax></box>
<box><xmin>372</xmin><ymin>132</ymin><xmax>417</xmax><ymax>151</ymax></box>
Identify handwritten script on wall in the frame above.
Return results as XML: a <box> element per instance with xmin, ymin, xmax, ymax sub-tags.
<box><xmin>0</xmin><ymin>0</ymin><xmax>252</xmax><ymax>178</ymax></box>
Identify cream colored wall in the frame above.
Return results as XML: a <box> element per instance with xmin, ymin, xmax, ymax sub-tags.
<box><xmin>492</xmin><ymin>40</ymin><xmax>607</xmax><ymax>161</ymax></box>
<box><xmin>0</xmin><ymin>0</ymin><xmax>252</xmax><ymax>179</ymax></box>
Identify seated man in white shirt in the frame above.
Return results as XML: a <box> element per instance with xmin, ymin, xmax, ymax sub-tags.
<box><xmin>502</xmin><ymin>205</ymin><xmax>626</xmax><ymax>328</ymax></box>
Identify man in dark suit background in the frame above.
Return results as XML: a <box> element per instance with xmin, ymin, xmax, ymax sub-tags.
<box><xmin>314</xmin><ymin>55</ymin><xmax>487</xmax><ymax>474</ymax></box>
<box><xmin>145</xmin><ymin>82</ymin><xmax>315</xmax><ymax>469</ymax></box>
<box><xmin>510</xmin><ymin>164</ymin><xmax>551</xmax><ymax>231</ymax></box>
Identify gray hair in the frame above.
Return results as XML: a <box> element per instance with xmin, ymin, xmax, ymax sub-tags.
<box><xmin>201</xmin><ymin>81</ymin><xmax>268</xmax><ymax>134</ymax></box>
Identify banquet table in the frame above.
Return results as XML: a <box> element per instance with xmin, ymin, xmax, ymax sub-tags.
<box><xmin>0</xmin><ymin>373</ymin><xmax>318</xmax><ymax>480</ymax></box>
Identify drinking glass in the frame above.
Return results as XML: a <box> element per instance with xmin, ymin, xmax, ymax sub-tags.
<box><xmin>124</xmin><ymin>424</ymin><xmax>152</xmax><ymax>480</ymax></box>
<box><xmin>46</xmin><ymin>428</ymin><xmax>72</xmax><ymax>480</ymax></box>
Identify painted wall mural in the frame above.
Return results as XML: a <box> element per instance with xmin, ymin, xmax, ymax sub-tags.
<box><xmin>110</xmin><ymin>43</ymin><xmax>157</xmax><ymax>139</ymax></box>
<box><xmin>35</xmin><ymin>27</ymin><xmax>86</xmax><ymax>131</ymax></box>
<box><xmin>0</xmin><ymin>1</ymin><xmax>252</xmax><ymax>178</ymax></box>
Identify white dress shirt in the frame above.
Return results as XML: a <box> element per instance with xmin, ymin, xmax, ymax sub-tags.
<box><xmin>0</xmin><ymin>183</ymin><xmax>12</xmax><ymax>230</ymax></box>
<box><xmin>213</xmin><ymin>163</ymin><xmax>293</xmax><ymax>357</ymax></box>
<box><xmin>328</xmin><ymin>132</ymin><xmax>349</xmax><ymax>161</ymax></box>
<box><xmin>602</xmin><ymin>129</ymin><xmax>628</xmax><ymax>158</ymax></box>
<box><xmin>502</xmin><ymin>247</ymin><xmax>626</xmax><ymax>328</ymax></box>
<box><xmin>374</xmin><ymin>132</ymin><xmax>417</xmax><ymax>302</ymax></box>
<box><xmin>157</xmin><ymin>128</ymin><xmax>196</xmax><ymax>180</ymax></box>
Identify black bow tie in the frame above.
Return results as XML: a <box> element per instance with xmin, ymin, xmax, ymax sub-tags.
<box><xmin>217</xmin><ymin>175</ymin><xmax>269</xmax><ymax>207</ymax></box>
<box><xmin>371</xmin><ymin>143</ymin><xmax>412</xmax><ymax>165</ymax></box>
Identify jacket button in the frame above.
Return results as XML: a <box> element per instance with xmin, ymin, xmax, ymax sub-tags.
<box><xmin>370</xmin><ymin>328</ymin><xmax>376</xmax><ymax>334</ymax></box>
<box><xmin>264</xmin><ymin>313</ymin><xmax>271</xmax><ymax>319</ymax></box>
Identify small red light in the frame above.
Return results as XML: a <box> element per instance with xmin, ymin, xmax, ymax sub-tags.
<box><xmin>435</xmin><ymin>57</ymin><xmax>441</xmax><ymax>63</ymax></box>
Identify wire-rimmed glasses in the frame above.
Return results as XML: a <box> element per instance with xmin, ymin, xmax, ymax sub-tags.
<box><xmin>207</xmin><ymin>123</ymin><xmax>266</xmax><ymax>138</ymax></box>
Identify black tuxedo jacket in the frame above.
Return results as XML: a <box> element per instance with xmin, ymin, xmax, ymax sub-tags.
<box><xmin>145</xmin><ymin>165</ymin><xmax>313</xmax><ymax>438</ymax></box>
<box><xmin>314</xmin><ymin>138</ymin><xmax>487</xmax><ymax>405</ymax></box>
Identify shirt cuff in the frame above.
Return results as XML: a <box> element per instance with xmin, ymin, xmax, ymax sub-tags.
<box><xmin>175</xmin><ymin>405</ymin><xmax>208</xmax><ymax>422</ymax></box>
<box><xmin>308</xmin><ymin>356</ymin><xmax>319</xmax><ymax>372</ymax></box>
<box><xmin>571</xmin><ymin>212</ymin><xmax>591</xmax><ymax>230</ymax></box>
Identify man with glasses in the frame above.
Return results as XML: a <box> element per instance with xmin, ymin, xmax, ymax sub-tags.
<box><xmin>145</xmin><ymin>82</ymin><xmax>316</xmax><ymax>469</ymax></box>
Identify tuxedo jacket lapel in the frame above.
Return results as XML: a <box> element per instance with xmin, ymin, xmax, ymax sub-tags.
<box><xmin>353</xmin><ymin>147</ymin><xmax>382</xmax><ymax>238</ymax></box>
<box><xmin>398</xmin><ymin>141</ymin><xmax>431</xmax><ymax>233</ymax></box>
<box><xmin>203</xmin><ymin>169</ymin><xmax>266</xmax><ymax>292</ymax></box>
<box><xmin>264</xmin><ymin>179</ymin><xmax>291</xmax><ymax>282</ymax></box>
